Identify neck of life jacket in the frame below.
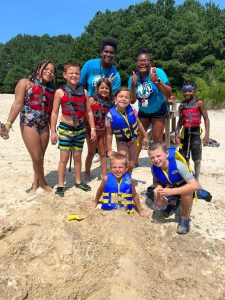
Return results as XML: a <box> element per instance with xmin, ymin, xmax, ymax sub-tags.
<box><xmin>61</xmin><ymin>84</ymin><xmax>87</xmax><ymax>119</ymax></box>
<box><xmin>25</xmin><ymin>79</ymin><xmax>55</xmax><ymax>114</ymax></box>
<box><xmin>101</xmin><ymin>172</ymin><xmax>133</xmax><ymax>211</ymax></box>
<box><xmin>180</xmin><ymin>98</ymin><xmax>201</xmax><ymax>128</ymax></box>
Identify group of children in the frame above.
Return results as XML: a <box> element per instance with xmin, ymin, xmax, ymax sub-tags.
<box><xmin>2</xmin><ymin>60</ymin><xmax>210</xmax><ymax>235</ymax></box>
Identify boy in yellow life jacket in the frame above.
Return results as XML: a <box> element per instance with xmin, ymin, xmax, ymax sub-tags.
<box><xmin>88</xmin><ymin>153</ymin><xmax>150</xmax><ymax>218</ymax></box>
<box><xmin>148</xmin><ymin>142</ymin><xmax>198</xmax><ymax>234</ymax></box>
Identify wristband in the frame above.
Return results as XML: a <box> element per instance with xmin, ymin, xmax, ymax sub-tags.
<box><xmin>6</xmin><ymin>121</ymin><xmax>13</xmax><ymax>127</ymax></box>
<box><xmin>91</xmin><ymin>128</ymin><xmax>96</xmax><ymax>131</ymax></box>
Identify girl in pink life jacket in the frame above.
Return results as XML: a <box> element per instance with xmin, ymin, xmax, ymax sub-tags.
<box><xmin>5</xmin><ymin>60</ymin><xmax>56</xmax><ymax>194</ymax></box>
<box><xmin>85</xmin><ymin>78</ymin><xmax>113</xmax><ymax>179</ymax></box>
<box><xmin>51</xmin><ymin>63</ymin><xmax>96</xmax><ymax>195</ymax></box>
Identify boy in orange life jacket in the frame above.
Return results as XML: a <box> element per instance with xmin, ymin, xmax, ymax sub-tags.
<box><xmin>88</xmin><ymin>153</ymin><xmax>150</xmax><ymax>217</ymax></box>
<box><xmin>51</xmin><ymin>63</ymin><xmax>96</xmax><ymax>195</ymax></box>
<box><xmin>175</xmin><ymin>81</ymin><xmax>210</xmax><ymax>182</ymax></box>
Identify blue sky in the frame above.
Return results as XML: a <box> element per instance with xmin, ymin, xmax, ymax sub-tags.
<box><xmin>0</xmin><ymin>0</ymin><xmax>224</xmax><ymax>44</ymax></box>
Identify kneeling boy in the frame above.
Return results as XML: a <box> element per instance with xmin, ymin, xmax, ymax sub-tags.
<box><xmin>148</xmin><ymin>142</ymin><xmax>198</xmax><ymax>234</ymax></box>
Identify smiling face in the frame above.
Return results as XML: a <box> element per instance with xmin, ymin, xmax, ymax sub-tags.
<box><xmin>101</xmin><ymin>45</ymin><xmax>115</xmax><ymax>67</ymax></box>
<box><xmin>63</xmin><ymin>66</ymin><xmax>80</xmax><ymax>88</ymax></box>
<box><xmin>111</xmin><ymin>159</ymin><xmax>127</xmax><ymax>180</ymax></box>
<box><xmin>115</xmin><ymin>90</ymin><xmax>130</xmax><ymax>111</ymax></box>
<box><xmin>182</xmin><ymin>85</ymin><xmax>195</xmax><ymax>102</ymax></box>
<box><xmin>137</xmin><ymin>53</ymin><xmax>151</xmax><ymax>76</ymax></box>
<box><xmin>148</xmin><ymin>148</ymin><xmax>168</xmax><ymax>170</ymax></box>
<box><xmin>98</xmin><ymin>82</ymin><xmax>110</xmax><ymax>99</ymax></box>
<box><xmin>38</xmin><ymin>63</ymin><xmax>55</xmax><ymax>83</ymax></box>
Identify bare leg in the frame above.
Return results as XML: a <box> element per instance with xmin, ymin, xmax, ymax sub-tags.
<box><xmin>194</xmin><ymin>160</ymin><xmax>201</xmax><ymax>183</ymax></box>
<box><xmin>127</xmin><ymin>141</ymin><xmax>137</xmax><ymax>172</ymax></box>
<box><xmin>58</xmin><ymin>151</ymin><xmax>70</xmax><ymax>187</ymax></box>
<box><xmin>180</xmin><ymin>193</ymin><xmax>193</xmax><ymax>219</ymax></box>
<box><xmin>73</xmin><ymin>151</ymin><xmax>82</xmax><ymax>184</ymax></box>
<box><xmin>85</xmin><ymin>134</ymin><xmax>98</xmax><ymax>178</ymax></box>
<box><xmin>98</xmin><ymin>134</ymin><xmax>107</xmax><ymax>178</ymax></box>
<box><xmin>136</xmin><ymin>118</ymin><xmax>151</xmax><ymax>165</ymax></box>
<box><xmin>21</xmin><ymin>126</ymin><xmax>51</xmax><ymax>192</ymax></box>
<box><xmin>151</xmin><ymin>117</ymin><xmax>166</xmax><ymax>142</ymax></box>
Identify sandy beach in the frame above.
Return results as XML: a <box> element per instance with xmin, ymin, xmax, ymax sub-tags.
<box><xmin>0</xmin><ymin>94</ymin><xmax>225</xmax><ymax>300</ymax></box>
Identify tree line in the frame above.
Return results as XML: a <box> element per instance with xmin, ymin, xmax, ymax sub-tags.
<box><xmin>0</xmin><ymin>0</ymin><xmax>224</xmax><ymax>106</ymax></box>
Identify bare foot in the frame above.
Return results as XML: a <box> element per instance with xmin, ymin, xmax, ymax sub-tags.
<box><xmin>41</xmin><ymin>185</ymin><xmax>53</xmax><ymax>193</ymax></box>
<box><xmin>26</xmin><ymin>183</ymin><xmax>39</xmax><ymax>195</ymax></box>
<box><xmin>139</xmin><ymin>209</ymin><xmax>151</xmax><ymax>218</ymax></box>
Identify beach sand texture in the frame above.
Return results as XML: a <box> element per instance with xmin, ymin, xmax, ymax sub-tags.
<box><xmin>0</xmin><ymin>94</ymin><xmax>225</xmax><ymax>300</ymax></box>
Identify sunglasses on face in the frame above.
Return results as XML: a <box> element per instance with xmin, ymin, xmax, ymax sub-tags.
<box><xmin>182</xmin><ymin>85</ymin><xmax>195</xmax><ymax>92</ymax></box>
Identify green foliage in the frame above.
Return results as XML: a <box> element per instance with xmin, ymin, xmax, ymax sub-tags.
<box><xmin>0</xmin><ymin>0</ymin><xmax>224</xmax><ymax>108</ymax></box>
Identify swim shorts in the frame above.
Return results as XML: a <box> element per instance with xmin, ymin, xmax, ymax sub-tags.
<box><xmin>57</xmin><ymin>122</ymin><xmax>86</xmax><ymax>152</ymax></box>
<box><xmin>179</xmin><ymin>126</ymin><xmax>202</xmax><ymax>162</ymax></box>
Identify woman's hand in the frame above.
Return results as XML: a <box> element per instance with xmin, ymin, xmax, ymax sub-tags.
<box><xmin>149</xmin><ymin>73</ymin><xmax>159</xmax><ymax>83</ymax></box>
<box><xmin>132</xmin><ymin>71</ymin><xmax>138</xmax><ymax>86</ymax></box>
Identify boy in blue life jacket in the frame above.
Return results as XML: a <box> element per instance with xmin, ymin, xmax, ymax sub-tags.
<box><xmin>148</xmin><ymin>142</ymin><xmax>198</xmax><ymax>234</ymax></box>
<box><xmin>89</xmin><ymin>153</ymin><xmax>150</xmax><ymax>218</ymax></box>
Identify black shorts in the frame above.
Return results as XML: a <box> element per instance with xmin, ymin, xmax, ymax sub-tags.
<box><xmin>138</xmin><ymin>110</ymin><xmax>168</xmax><ymax>119</ymax></box>
<box><xmin>179</xmin><ymin>127</ymin><xmax>202</xmax><ymax>162</ymax></box>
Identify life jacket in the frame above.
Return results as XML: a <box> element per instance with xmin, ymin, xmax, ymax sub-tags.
<box><xmin>179</xmin><ymin>98</ymin><xmax>201</xmax><ymax>128</ymax></box>
<box><xmin>102</xmin><ymin>172</ymin><xmax>133</xmax><ymax>211</ymax></box>
<box><xmin>152</xmin><ymin>148</ymin><xmax>190</xmax><ymax>188</ymax></box>
<box><xmin>110</xmin><ymin>104</ymin><xmax>138</xmax><ymax>141</ymax></box>
<box><xmin>91</xmin><ymin>94</ymin><xmax>112</xmax><ymax>130</ymax></box>
<box><xmin>24</xmin><ymin>79</ymin><xmax>55</xmax><ymax>114</ymax></box>
<box><xmin>61</xmin><ymin>84</ymin><xmax>87</xmax><ymax>120</ymax></box>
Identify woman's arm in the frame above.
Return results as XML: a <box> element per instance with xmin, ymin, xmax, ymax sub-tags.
<box><xmin>129</xmin><ymin>71</ymin><xmax>138</xmax><ymax>104</ymax></box>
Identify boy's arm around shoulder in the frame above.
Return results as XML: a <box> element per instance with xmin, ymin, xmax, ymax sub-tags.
<box><xmin>132</xmin><ymin>180</ymin><xmax>150</xmax><ymax>218</ymax></box>
<box><xmin>197</xmin><ymin>99</ymin><xmax>210</xmax><ymax>145</ymax></box>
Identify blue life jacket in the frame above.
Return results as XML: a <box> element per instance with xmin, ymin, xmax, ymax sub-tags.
<box><xmin>110</xmin><ymin>104</ymin><xmax>138</xmax><ymax>141</ymax></box>
<box><xmin>152</xmin><ymin>148</ymin><xmax>187</xmax><ymax>187</ymax></box>
<box><xmin>102</xmin><ymin>172</ymin><xmax>133</xmax><ymax>210</ymax></box>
